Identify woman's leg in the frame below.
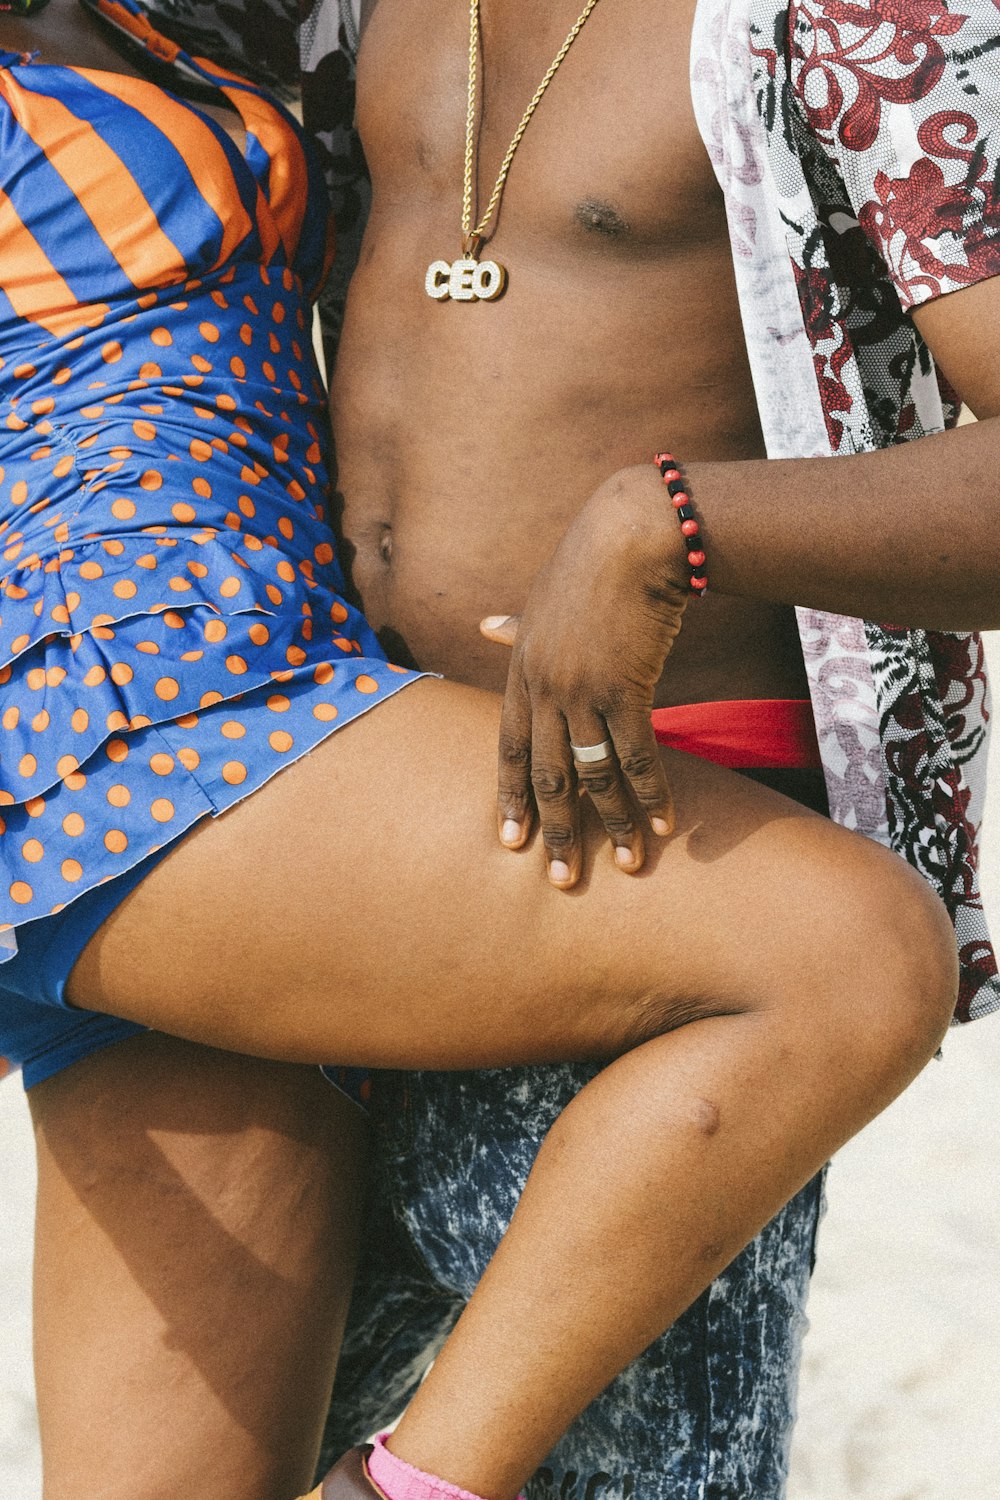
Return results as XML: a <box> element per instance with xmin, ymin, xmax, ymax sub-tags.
<box><xmin>29</xmin><ymin>1034</ymin><xmax>366</xmax><ymax>1500</ymax></box>
<box><xmin>68</xmin><ymin>678</ymin><xmax>956</xmax><ymax>1498</ymax></box>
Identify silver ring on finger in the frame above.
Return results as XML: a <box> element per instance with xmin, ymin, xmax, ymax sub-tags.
<box><xmin>570</xmin><ymin>739</ymin><xmax>613</xmax><ymax>764</ymax></box>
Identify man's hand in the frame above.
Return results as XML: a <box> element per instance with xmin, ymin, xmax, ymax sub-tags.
<box><xmin>480</xmin><ymin>468</ymin><xmax>688</xmax><ymax>890</ymax></box>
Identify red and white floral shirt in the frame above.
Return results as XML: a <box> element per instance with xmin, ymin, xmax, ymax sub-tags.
<box><xmin>147</xmin><ymin>0</ymin><xmax>1000</xmax><ymax>1022</ymax></box>
<box><xmin>692</xmin><ymin>0</ymin><xmax>999</xmax><ymax>1020</ymax></box>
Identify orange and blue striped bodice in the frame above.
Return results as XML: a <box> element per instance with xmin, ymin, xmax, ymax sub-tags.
<box><xmin>0</xmin><ymin>0</ymin><xmax>331</xmax><ymax>344</ymax></box>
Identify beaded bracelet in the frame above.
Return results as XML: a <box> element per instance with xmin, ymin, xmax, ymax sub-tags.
<box><xmin>654</xmin><ymin>452</ymin><xmax>707</xmax><ymax>596</ymax></box>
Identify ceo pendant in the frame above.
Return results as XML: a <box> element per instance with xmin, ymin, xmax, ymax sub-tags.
<box><xmin>425</xmin><ymin>257</ymin><xmax>507</xmax><ymax>302</ymax></box>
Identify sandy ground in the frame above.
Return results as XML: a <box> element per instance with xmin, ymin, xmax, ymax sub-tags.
<box><xmin>2</xmin><ymin>647</ymin><xmax>998</xmax><ymax>1499</ymax></box>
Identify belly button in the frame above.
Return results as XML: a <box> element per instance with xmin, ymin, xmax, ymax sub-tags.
<box><xmin>379</xmin><ymin>523</ymin><xmax>393</xmax><ymax>565</ymax></box>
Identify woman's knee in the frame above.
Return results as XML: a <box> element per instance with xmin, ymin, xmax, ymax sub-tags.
<box><xmin>805</xmin><ymin>834</ymin><xmax>957</xmax><ymax>1081</ymax></box>
<box><xmin>871</xmin><ymin>858</ymin><xmax>956</xmax><ymax>1061</ymax></box>
<box><xmin>647</xmin><ymin>825</ymin><xmax>957</xmax><ymax>1075</ymax></box>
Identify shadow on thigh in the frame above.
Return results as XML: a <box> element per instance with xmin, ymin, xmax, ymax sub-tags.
<box><xmin>30</xmin><ymin>1034</ymin><xmax>366</xmax><ymax>1499</ymax></box>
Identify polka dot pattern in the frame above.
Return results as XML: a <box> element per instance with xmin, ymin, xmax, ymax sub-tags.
<box><xmin>0</xmin><ymin>159</ymin><xmax>420</xmax><ymax>944</ymax></box>
<box><xmin>0</xmin><ymin>659</ymin><xmax>419</xmax><ymax>936</ymax></box>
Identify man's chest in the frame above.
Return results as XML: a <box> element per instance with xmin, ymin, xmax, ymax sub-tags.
<box><xmin>355</xmin><ymin>0</ymin><xmax>726</xmax><ymax>258</ymax></box>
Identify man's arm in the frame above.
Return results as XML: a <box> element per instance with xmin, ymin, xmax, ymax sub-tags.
<box><xmin>489</xmin><ymin>0</ymin><xmax>1000</xmax><ymax>870</ymax></box>
<box><xmin>487</xmin><ymin>279</ymin><xmax>1000</xmax><ymax>874</ymax></box>
<box><xmin>642</xmin><ymin>301</ymin><xmax>1000</xmax><ymax>634</ymax></box>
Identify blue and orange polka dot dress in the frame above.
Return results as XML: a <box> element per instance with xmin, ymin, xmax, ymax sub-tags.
<box><xmin>0</xmin><ymin>0</ymin><xmax>419</xmax><ymax>1090</ymax></box>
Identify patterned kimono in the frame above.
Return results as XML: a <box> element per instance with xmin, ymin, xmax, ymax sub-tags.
<box><xmin>692</xmin><ymin>0</ymin><xmax>1000</xmax><ymax>1023</ymax></box>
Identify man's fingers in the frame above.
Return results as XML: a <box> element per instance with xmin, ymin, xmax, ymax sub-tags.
<box><xmin>497</xmin><ymin>675</ymin><xmax>534</xmax><ymax>848</ymax></box>
<box><xmin>609</xmin><ymin>711</ymin><xmax>676</xmax><ymax>837</ymax></box>
<box><xmin>530</xmin><ymin>707</ymin><xmax>583</xmax><ymax>888</ymax></box>
<box><xmin>480</xmin><ymin>614</ymin><xmax>521</xmax><ymax>647</ymax></box>
<box><xmin>568</xmin><ymin>717</ymin><xmax>645</xmax><ymax>873</ymax></box>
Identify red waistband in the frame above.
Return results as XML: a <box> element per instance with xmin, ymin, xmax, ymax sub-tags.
<box><xmin>651</xmin><ymin>699</ymin><xmax>822</xmax><ymax>770</ymax></box>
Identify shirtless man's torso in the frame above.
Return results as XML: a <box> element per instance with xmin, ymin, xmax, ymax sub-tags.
<box><xmin>336</xmin><ymin>0</ymin><xmax>815</xmax><ymax>736</ymax></box>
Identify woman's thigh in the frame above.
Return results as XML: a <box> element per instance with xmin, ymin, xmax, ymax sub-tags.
<box><xmin>66</xmin><ymin>676</ymin><xmax>950</xmax><ymax>1070</ymax></box>
<box><xmin>29</xmin><ymin>1033</ymin><xmax>366</xmax><ymax>1500</ymax></box>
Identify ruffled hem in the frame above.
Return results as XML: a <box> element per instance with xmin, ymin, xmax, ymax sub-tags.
<box><xmin>0</xmin><ymin>529</ymin><xmax>327</xmax><ymax>666</ymax></box>
<box><xmin>0</xmin><ymin>539</ymin><xmax>420</xmax><ymax>936</ymax></box>
<box><xmin>0</xmin><ymin>521</ymin><xmax>385</xmax><ymax>796</ymax></box>
<box><xmin>0</xmin><ymin>599</ymin><xmax>368</xmax><ymax>802</ymax></box>
<box><xmin>0</xmin><ymin>656</ymin><xmax>423</xmax><ymax>940</ymax></box>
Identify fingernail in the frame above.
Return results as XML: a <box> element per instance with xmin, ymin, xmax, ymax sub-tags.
<box><xmin>482</xmin><ymin>616</ymin><xmax>510</xmax><ymax>630</ymax></box>
<box><xmin>501</xmin><ymin>820</ymin><xmax>522</xmax><ymax>845</ymax></box>
<box><xmin>549</xmin><ymin>861</ymin><xmax>571</xmax><ymax>882</ymax></box>
<box><xmin>615</xmin><ymin>846</ymin><xmax>635</xmax><ymax>868</ymax></box>
<box><xmin>651</xmin><ymin>817</ymin><xmax>670</xmax><ymax>836</ymax></box>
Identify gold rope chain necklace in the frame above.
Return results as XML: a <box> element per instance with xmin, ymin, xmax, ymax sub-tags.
<box><xmin>425</xmin><ymin>0</ymin><xmax>603</xmax><ymax>303</ymax></box>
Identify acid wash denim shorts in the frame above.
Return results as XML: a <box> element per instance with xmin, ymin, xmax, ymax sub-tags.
<box><xmin>319</xmin><ymin>1062</ymin><xmax>826</xmax><ymax>1500</ymax></box>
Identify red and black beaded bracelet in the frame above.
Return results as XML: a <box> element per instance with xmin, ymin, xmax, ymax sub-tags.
<box><xmin>654</xmin><ymin>452</ymin><xmax>707</xmax><ymax>596</ymax></box>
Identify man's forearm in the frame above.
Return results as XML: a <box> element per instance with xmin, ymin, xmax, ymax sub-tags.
<box><xmin>616</xmin><ymin>417</ymin><xmax>1000</xmax><ymax>632</ymax></box>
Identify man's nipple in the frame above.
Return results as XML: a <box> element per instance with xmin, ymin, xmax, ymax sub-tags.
<box><xmin>575</xmin><ymin>199</ymin><xmax>631</xmax><ymax>238</ymax></box>
<box><xmin>379</xmin><ymin>523</ymin><xmax>393</xmax><ymax>565</ymax></box>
